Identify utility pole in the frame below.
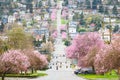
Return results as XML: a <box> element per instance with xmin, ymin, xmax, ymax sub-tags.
<box><xmin>102</xmin><ymin>20</ymin><xmax>104</xmax><ymax>40</ymax></box>
<box><xmin>109</xmin><ymin>15</ymin><xmax>112</xmax><ymax>43</ymax></box>
<box><xmin>90</xmin><ymin>0</ymin><xmax>93</xmax><ymax>9</ymax></box>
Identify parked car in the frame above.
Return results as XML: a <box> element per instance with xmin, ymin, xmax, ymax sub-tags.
<box><xmin>74</xmin><ymin>67</ymin><xmax>95</xmax><ymax>75</ymax></box>
<box><xmin>74</xmin><ymin>69</ymin><xmax>81</xmax><ymax>74</ymax></box>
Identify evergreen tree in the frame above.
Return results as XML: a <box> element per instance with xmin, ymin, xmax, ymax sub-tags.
<box><xmin>92</xmin><ymin>0</ymin><xmax>98</xmax><ymax>9</ymax></box>
<box><xmin>112</xmin><ymin>5</ymin><xmax>118</xmax><ymax>16</ymax></box>
<box><xmin>42</xmin><ymin>35</ymin><xmax>46</xmax><ymax>43</ymax></box>
<box><xmin>92</xmin><ymin>0</ymin><xmax>102</xmax><ymax>9</ymax></box>
<box><xmin>48</xmin><ymin>0</ymin><xmax>51</xmax><ymax>7</ymax></box>
<box><xmin>38</xmin><ymin>1</ymin><xmax>43</xmax><ymax>8</ymax></box>
<box><xmin>113</xmin><ymin>25</ymin><xmax>119</xmax><ymax>33</ymax></box>
<box><xmin>64</xmin><ymin>0</ymin><xmax>68</xmax><ymax>6</ymax></box>
<box><xmin>80</xmin><ymin>12</ymin><xmax>86</xmax><ymax>25</ymax></box>
<box><xmin>104</xmin><ymin>7</ymin><xmax>109</xmax><ymax>15</ymax></box>
<box><xmin>98</xmin><ymin>5</ymin><xmax>104</xmax><ymax>13</ymax></box>
<box><xmin>73</xmin><ymin>12</ymin><xmax>80</xmax><ymax>21</ymax></box>
<box><xmin>86</xmin><ymin>0</ymin><xmax>91</xmax><ymax>9</ymax></box>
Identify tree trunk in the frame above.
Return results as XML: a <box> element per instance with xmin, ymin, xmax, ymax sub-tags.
<box><xmin>35</xmin><ymin>70</ymin><xmax>37</xmax><ymax>73</ymax></box>
<box><xmin>31</xmin><ymin>68</ymin><xmax>34</xmax><ymax>74</ymax></box>
<box><xmin>117</xmin><ymin>68</ymin><xmax>120</xmax><ymax>80</ymax></box>
<box><xmin>2</xmin><ymin>74</ymin><xmax>5</xmax><ymax>80</ymax></box>
<box><xmin>21</xmin><ymin>71</ymin><xmax>22</xmax><ymax>74</ymax></box>
<box><xmin>92</xmin><ymin>65</ymin><xmax>95</xmax><ymax>74</ymax></box>
<box><xmin>25</xmin><ymin>70</ymin><xmax>27</xmax><ymax>74</ymax></box>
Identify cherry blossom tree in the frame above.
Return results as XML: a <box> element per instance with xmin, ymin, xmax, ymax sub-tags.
<box><xmin>62</xmin><ymin>10</ymin><xmax>67</xmax><ymax>18</ymax></box>
<box><xmin>61</xmin><ymin>7</ymin><xmax>68</xmax><ymax>19</ymax></box>
<box><xmin>51</xmin><ymin>9</ymin><xmax>57</xmax><ymax>21</ymax></box>
<box><xmin>33</xmin><ymin>51</ymin><xmax>48</xmax><ymax>70</ymax></box>
<box><xmin>23</xmin><ymin>50</ymin><xmax>48</xmax><ymax>73</ymax></box>
<box><xmin>61</xmin><ymin>32</ymin><xmax>67</xmax><ymax>40</ymax></box>
<box><xmin>66</xmin><ymin>32</ymin><xmax>104</xmax><ymax>68</ymax></box>
<box><xmin>60</xmin><ymin>25</ymin><xmax>66</xmax><ymax>31</ymax></box>
<box><xmin>51</xmin><ymin>30</ymin><xmax>58</xmax><ymax>38</ymax></box>
<box><xmin>94</xmin><ymin>37</ymin><xmax>120</xmax><ymax>75</ymax></box>
<box><xmin>0</xmin><ymin>50</ymin><xmax>30</xmax><ymax>80</ymax></box>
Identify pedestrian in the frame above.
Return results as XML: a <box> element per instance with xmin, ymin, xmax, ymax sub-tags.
<box><xmin>66</xmin><ymin>65</ymin><xmax>68</xmax><ymax>68</ymax></box>
<box><xmin>56</xmin><ymin>66</ymin><xmax>58</xmax><ymax>70</ymax></box>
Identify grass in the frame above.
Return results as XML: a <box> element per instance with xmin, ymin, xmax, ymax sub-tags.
<box><xmin>61</xmin><ymin>19</ymin><xmax>68</xmax><ymax>24</ymax></box>
<box><xmin>116</xmin><ymin>19</ymin><xmax>120</xmax><ymax>23</ymax></box>
<box><xmin>78</xmin><ymin>74</ymin><xmax>118</xmax><ymax>80</ymax></box>
<box><xmin>78</xmin><ymin>70</ymin><xmax>119</xmax><ymax>80</ymax></box>
<box><xmin>0</xmin><ymin>72</ymin><xmax>47</xmax><ymax>78</ymax></box>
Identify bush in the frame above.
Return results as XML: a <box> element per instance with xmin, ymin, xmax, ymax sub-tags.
<box><xmin>64</xmin><ymin>40</ymin><xmax>70</xmax><ymax>46</ymax></box>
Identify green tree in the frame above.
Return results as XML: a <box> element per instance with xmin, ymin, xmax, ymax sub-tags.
<box><xmin>98</xmin><ymin>5</ymin><xmax>104</xmax><ymax>13</ymax></box>
<box><xmin>78</xmin><ymin>28</ymin><xmax>86</xmax><ymax>32</ymax></box>
<box><xmin>48</xmin><ymin>0</ymin><xmax>51</xmax><ymax>7</ymax></box>
<box><xmin>104</xmin><ymin>7</ymin><xmax>109</xmax><ymax>15</ymax></box>
<box><xmin>112</xmin><ymin>5</ymin><xmax>118</xmax><ymax>16</ymax></box>
<box><xmin>86</xmin><ymin>0</ymin><xmax>91</xmax><ymax>9</ymax></box>
<box><xmin>0</xmin><ymin>39</ymin><xmax>9</xmax><ymax>54</ymax></box>
<box><xmin>73</xmin><ymin>12</ymin><xmax>80</xmax><ymax>21</ymax></box>
<box><xmin>94</xmin><ymin>22</ymin><xmax>102</xmax><ymax>31</ymax></box>
<box><xmin>42</xmin><ymin>35</ymin><xmax>46</xmax><ymax>43</ymax></box>
<box><xmin>64</xmin><ymin>40</ymin><xmax>70</xmax><ymax>46</ymax></box>
<box><xmin>113</xmin><ymin>25</ymin><xmax>119</xmax><ymax>33</ymax></box>
<box><xmin>7</xmin><ymin>27</ymin><xmax>33</xmax><ymax>50</ymax></box>
<box><xmin>80</xmin><ymin>12</ymin><xmax>86</xmax><ymax>25</ymax></box>
<box><xmin>90</xmin><ymin>16</ymin><xmax>103</xmax><ymax>31</ymax></box>
<box><xmin>38</xmin><ymin>1</ymin><xmax>43</xmax><ymax>8</ymax></box>
<box><xmin>64</xmin><ymin>0</ymin><xmax>68</xmax><ymax>6</ymax></box>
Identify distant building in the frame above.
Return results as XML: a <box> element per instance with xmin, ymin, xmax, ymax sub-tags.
<box><xmin>99</xmin><ymin>28</ymin><xmax>111</xmax><ymax>42</ymax></box>
<box><xmin>68</xmin><ymin>21</ymin><xmax>78</xmax><ymax>39</ymax></box>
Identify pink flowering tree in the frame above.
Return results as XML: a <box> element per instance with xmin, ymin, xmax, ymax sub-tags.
<box><xmin>62</xmin><ymin>10</ymin><xmax>67</xmax><ymax>18</ymax></box>
<box><xmin>60</xmin><ymin>25</ymin><xmax>66</xmax><ymax>31</ymax></box>
<box><xmin>33</xmin><ymin>51</ymin><xmax>48</xmax><ymax>70</ymax></box>
<box><xmin>51</xmin><ymin>9</ymin><xmax>57</xmax><ymax>21</ymax></box>
<box><xmin>23</xmin><ymin>49</ymin><xmax>48</xmax><ymax>73</ymax></box>
<box><xmin>94</xmin><ymin>37</ymin><xmax>120</xmax><ymax>75</ymax></box>
<box><xmin>62</xmin><ymin>7</ymin><xmax>69</xmax><ymax>19</ymax></box>
<box><xmin>66</xmin><ymin>32</ymin><xmax>104</xmax><ymax>69</ymax></box>
<box><xmin>0</xmin><ymin>50</ymin><xmax>30</xmax><ymax>80</ymax></box>
<box><xmin>51</xmin><ymin>30</ymin><xmax>58</xmax><ymax>38</ymax></box>
<box><xmin>61</xmin><ymin>32</ymin><xmax>67</xmax><ymax>40</ymax></box>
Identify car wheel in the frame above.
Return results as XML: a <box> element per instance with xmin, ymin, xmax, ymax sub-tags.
<box><xmin>84</xmin><ymin>71</ymin><xmax>89</xmax><ymax>74</ymax></box>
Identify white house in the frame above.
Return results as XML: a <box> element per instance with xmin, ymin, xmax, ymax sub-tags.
<box><xmin>8</xmin><ymin>16</ymin><xmax>16</xmax><ymax>23</ymax></box>
<box><xmin>68</xmin><ymin>21</ymin><xmax>78</xmax><ymax>38</ymax></box>
<box><xmin>99</xmin><ymin>28</ymin><xmax>111</xmax><ymax>42</ymax></box>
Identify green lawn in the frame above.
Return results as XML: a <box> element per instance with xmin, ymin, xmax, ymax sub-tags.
<box><xmin>78</xmin><ymin>74</ymin><xmax>118</xmax><ymax>80</ymax></box>
<box><xmin>61</xmin><ymin>19</ymin><xmax>68</xmax><ymax>24</ymax></box>
<box><xmin>0</xmin><ymin>72</ymin><xmax>47</xmax><ymax>78</ymax></box>
<box><xmin>116</xmin><ymin>19</ymin><xmax>120</xmax><ymax>23</ymax></box>
<box><xmin>78</xmin><ymin>71</ymin><xmax>119</xmax><ymax>80</ymax></box>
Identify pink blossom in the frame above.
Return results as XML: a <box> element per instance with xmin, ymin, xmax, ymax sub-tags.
<box><xmin>51</xmin><ymin>30</ymin><xmax>58</xmax><ymax>38</ymax></box>
<box><xmin>66</xmin><ymin>32</ymin><xmax>105</xmax><ymax>67</ymax></box>
<box><xmin>33</xmin><ymin>51</ymin><xmax>48</xmax><ymax>68</ymax></box>
<box><xmin>61</xmin><ymin>32</ymin><xmax>67</xmax><ymax>39</ymax></box>
<box><xmin>90</xmin><ymin>23</ymin><xmax>95</xmax><ymax>27</ymax></box>
<box><xmin>60</xmin><ymin>25</ymin><xmax>66</xmax><ymax>30</ymax></box>
<box><xmin>51</xmin><ymin>9</ymin><xmax>57</xmax><ymax>21</ymax></box>
<box><xmin>1</xmin><ymin>50</ymin><xmax>30</xmax><ymax>73</ymax></box>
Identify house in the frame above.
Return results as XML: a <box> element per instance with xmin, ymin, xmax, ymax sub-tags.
<box><xmin>99</xmin><ymin>28</ymin><xmax>111</xmax><ymax>42</ymax></box>
<box><xmin>68</xmin><ymin>21</ymin><xmax>78</xmax><ymax>39</ymax></box>
<box><xmin>33</xmin><ymin>28</ymin><xmax>49</xmax><ymax>41</ymax></box>
<box><xmin>8</xmin><ymin>15</ymin><xmax>16</xmax><ymax>23</ymax></box>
